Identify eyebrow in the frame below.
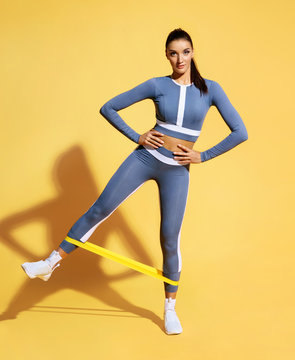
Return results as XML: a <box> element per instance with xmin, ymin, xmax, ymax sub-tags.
<box><xmin>168</xmin><ymin>48</ymin><xmax>190</xmax><ymax>52</ymax></box>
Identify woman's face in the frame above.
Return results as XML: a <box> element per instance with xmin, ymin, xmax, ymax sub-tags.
<box><xmin>166</xmin><ymin>39</ymin><xmax>194</xmax><ymax>75</ymax></box>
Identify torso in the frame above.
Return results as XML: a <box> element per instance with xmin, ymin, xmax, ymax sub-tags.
<box><xmin>146</xmin><ymin>75</ymin><xmax>213</xmax><ymax>152</ymax></box>
<box><xmin>154</xmin><ymin>132</ymin><xmax>195</xmax><ymax>152</ymax></box>
<box><xmin>150</xmin><ymin>75</ymin><xmax>212</xmax><ymax>144</ymax></box>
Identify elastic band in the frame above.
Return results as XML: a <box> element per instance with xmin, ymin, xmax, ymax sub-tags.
<box><xmin>65</xmin><ymin>236</ymin><xmax>179</xmax><ymax>286</ymax></box>
<box><xmin>142</xmin><ymin>145</ymin><xmax>182</xmax><ymax>166</ymax></box>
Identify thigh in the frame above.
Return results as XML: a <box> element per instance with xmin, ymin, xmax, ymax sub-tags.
<box><xmin>157</xmin><ymin>169</ymin><xmax>190</xmax><ymax>234</ymax></box>
<box><xmin>93</xmin><ymin>150</ymin><xmax>154</xmax><ymax>212</ymax></box>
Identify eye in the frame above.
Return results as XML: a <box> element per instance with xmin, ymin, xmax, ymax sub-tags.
<box><xmin>170</xmin><ymin>50</ymin><xmax>190</xmax><ymax>56</ymax></box>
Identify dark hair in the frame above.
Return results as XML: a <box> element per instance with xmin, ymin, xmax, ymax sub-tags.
<box><xmin>165</xmin><ymin>28</ymin><xmax>208</xmax><ymax>95</ymax></box>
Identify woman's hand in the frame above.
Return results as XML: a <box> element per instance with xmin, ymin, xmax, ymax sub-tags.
<box><xmin>138</xmin><ymin>129</ymin><xmax>165</xmax><ymax>149</ymax></box>
<box><xmin>173</xmin><ymin>144</ymin><xmax>202</xmax><ymax>164</ymax></box>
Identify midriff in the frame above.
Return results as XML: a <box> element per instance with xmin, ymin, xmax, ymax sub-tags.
<box><xmin>159</xmin><ymin>133</ymin><xmax>195</xmax><ymax>152</ymax></box>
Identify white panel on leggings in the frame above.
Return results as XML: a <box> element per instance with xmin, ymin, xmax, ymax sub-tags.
<box><xmin>80</xmin><ymin>181</ymin><xmax>147</xmax><ymax>242</ymax></box>
<box><xmin>143</xmin><ymin>145</ymin><xmax>182</xmax><ymax>166</ymax></box>
<box><xmin>177</xmin><ymin>173</ymin><xmax>190</xmax><ymax>272</ymax></box>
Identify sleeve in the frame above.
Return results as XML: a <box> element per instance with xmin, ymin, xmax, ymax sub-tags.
<box><xmin>200</xmin><ymin>81</ymin><xmax>248</xmax><ymax>162</ymax></box>
<box><xmin>99</xmin><ymin>77</ymin><xmax>156</xmax><ymax>143</ymax></box>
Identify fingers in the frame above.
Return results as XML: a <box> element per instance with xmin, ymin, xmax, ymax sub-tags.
<box><xmin>147</xmin><ymin>137</ymin><xmax>164</xmax><ymax>148</ymax></box>
<box><xmin>173</xmin><ymin>146</ymin><xmax>191</xmax><ymax>163</ymax></box>
<box><xmin>176</xmin><ymin>143</ymin><xmax>189</xmax><ymax>151</ymax></box>
<box><xmin>151</xmin><ymin>130</ymin><xmax>164</xmax><ymax>137</ymax></box>
<box><xmin>143</xmin><ymin>130</ymin><xmax>164</xmax><ymax>148</ymax></box>
<box><xmin>173</xmin><ymin>144</ymin><xmax>192</xmax><ymax>163</ymax></box>
<box><xmin>173</xmin><ymin>148</ymin><xmax>191</xmax><ymax>156</ymax></box>
<box><xmin>173</xmin><ymin>151</ymin><xmax>190</xmax><ymax>160</ymax></box>
<box><xmin>173</xmin><ymin>151</ymin><xmax>187</xmax><ymax>155</ymax></box>
<box><xmin>176</xmin><ymin>160</ymin><xmax>191</xmax><ymax>164</ymax></box>
<box><xmin>174</xmin><ymin>148</ymin><xmax>201</xmax><ymax>164</ymax></box>
<box><xmin>177</xmin><ymin>155</ymin><xmax>191</xmax><ymax>163</ymax></box>
<box><xmin>175</xmin><ymin>157</ymin><xmax>191</xmax><ymax>164</ymax></box>
<box><xmin>176</xmin><ymin>158</ymin><xmax>191</xmax><ymax>164</ymax></box>
<box><xmin>173</xmin><ymin>156</ymin><xmax>190</xmax><ymax>160</ymax></box>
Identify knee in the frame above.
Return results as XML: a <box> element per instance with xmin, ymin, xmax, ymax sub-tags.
<box><xmin>161</xmin><ymin>223</ymin><xmax>179</xmax><ymax>243</ymax></box>
<box><xmin>160</xmin><ymin>227</ymin><xmax>179</xmax><ymax>255</ymax></box>
<box><xmin>86</xmin><ymin>201</ymin><xmax>111</xmax><ymax>221</ymax></box>
<box><xmin>161</xmin><ymin>240</ymin><xmax>178</xmax><ymax>258</ymax></box>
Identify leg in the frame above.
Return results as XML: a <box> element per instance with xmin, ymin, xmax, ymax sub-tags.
<box><xmin>21</xmin><ymin>149</ymin><xmax>153</xmax><ymax>280</ymax></box>
<box><xmin>157</xmin><ymin>168</ymin><xmax>190</xmax><ymax>297</ymax></box>
<box><xmin>59</xmin><ymin>150</ymin><xmax>153</xmax><ymax>253</ymax></box>
<box><xmin>156</xmin><ymin>166</ymin><xmax>190</xmax><ymax>335</ymax></box>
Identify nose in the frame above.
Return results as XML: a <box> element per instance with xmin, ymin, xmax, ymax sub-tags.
<box><xmin>177</xmin><ymin>55</ymin><xmax>184</xmax><ymax>63</ymax></box>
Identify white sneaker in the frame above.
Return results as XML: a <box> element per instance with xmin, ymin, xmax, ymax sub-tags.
<box><xmin>164</xmin><ymin>297</ymin><xmax>183</xmax><ymax>335</ymax></box>
<box><xmin>21</xmin><ymin>250</ymin><xmax>62</xmax><ymax>281</ymax></box>
<box><xmin>164</xmin><ymin>309</ymin><xmax>183</xmax><ymax>335</ymax></box>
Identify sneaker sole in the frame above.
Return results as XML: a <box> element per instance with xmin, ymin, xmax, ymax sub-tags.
<box><xmin>165</xmin><ymin>328</ymin><xmax>183</xmax><ymax>335</ymax></box>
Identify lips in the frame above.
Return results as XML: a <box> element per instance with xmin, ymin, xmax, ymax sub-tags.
<box><xmin>177</xmin><ymin>65</ymin><xmax>185</xmax><ymax>68</ymax></box>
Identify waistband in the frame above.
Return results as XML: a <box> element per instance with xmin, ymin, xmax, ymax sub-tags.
<box><xmin>140</xmin><ymin>144</ymin><xmax>189</xmax><ymax>168</ymax></box>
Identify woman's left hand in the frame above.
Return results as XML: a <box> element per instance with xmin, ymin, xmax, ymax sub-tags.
<box><xmin>173</xmin><ymin>144</ymin><xmax>202</xmax><ymax>164</ymax></box>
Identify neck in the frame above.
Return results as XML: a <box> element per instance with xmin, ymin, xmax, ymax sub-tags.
<box><xmin>170</xmin><ymin>72</ymin><xmax>191</xmax><ymax>85</ymax></box>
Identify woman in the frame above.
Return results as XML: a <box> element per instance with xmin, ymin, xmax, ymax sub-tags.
<box><xmin>21</xmin><ymin>28</ymin><xmax>248</xmax><ymax>335</ymax></box>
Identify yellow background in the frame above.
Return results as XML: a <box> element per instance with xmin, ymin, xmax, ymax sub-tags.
<box><xmin>0</xmin><ymin>0</ymin><xmax>294</xmax><ymax>359</ymax></box>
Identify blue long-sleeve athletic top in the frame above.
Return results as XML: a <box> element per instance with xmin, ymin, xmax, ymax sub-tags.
<box><xmin>99</xmin><ymin>75</ymin><xmax>248</xmax><ymax>162</ymax></box>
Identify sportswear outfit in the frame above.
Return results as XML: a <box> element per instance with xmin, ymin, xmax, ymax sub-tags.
<box><xmin>57</xmin><ymin>75</ymin><xmax>248</xmax><ymax>292</ymax></box>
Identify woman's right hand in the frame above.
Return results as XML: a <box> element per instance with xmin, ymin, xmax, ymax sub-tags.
<box><xmin>138</xmin><ymin>129</ymin><xmax>165</xmax><ymax>148</ymax></box>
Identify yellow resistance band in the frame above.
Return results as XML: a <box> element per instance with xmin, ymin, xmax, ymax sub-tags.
<box><xmin>65</xmin><ymin>236</ymin><xmax>179</xmax><ymax>286</ymax></box>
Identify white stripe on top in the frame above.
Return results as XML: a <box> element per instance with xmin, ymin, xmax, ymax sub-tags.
<box><xmin>156</xmin><ymin>119</ymin><xmax>200</xmax><ymax>136</ymax></box>
<box><xmin>176</xmin><ymin>85</ymin><xmax>186</xmax><ymax>127</ymax></box>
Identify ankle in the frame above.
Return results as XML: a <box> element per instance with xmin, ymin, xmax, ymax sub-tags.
<box><xmin>57</xmin><ymin>247</ymin><xmax>68</xmax><ymax>259</ymax></box>
<box><xmin>165</xmin><ymin>297</ymin><xmax>176</xmax><ymax>312</ymax></box>
<box><xmin>45</xmin><ymin>250</ymin><xmax>62</xmax><ymax>269</ymax></box>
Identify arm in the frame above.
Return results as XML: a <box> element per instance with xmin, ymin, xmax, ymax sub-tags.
<box><xmin>200</xmin><ymin>81</ymin><xmax>248</xmax><ymax>162</ymax></box>
<box><xmin>99</xmin><ymin>77</ymin><xmax>156</xmax><ymax>143</ymax></box>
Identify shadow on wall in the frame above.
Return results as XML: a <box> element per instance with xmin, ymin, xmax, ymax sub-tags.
<box><xmin>0</xmin><ymin>145</ymin><xmax>163</xmax><ymax>331</ymax></box>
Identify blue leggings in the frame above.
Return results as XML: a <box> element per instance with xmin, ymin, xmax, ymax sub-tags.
<box><xmin>59</xmin><ymin>144</ymin><xmax>190</xmax><ymax>292</ymax></box>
